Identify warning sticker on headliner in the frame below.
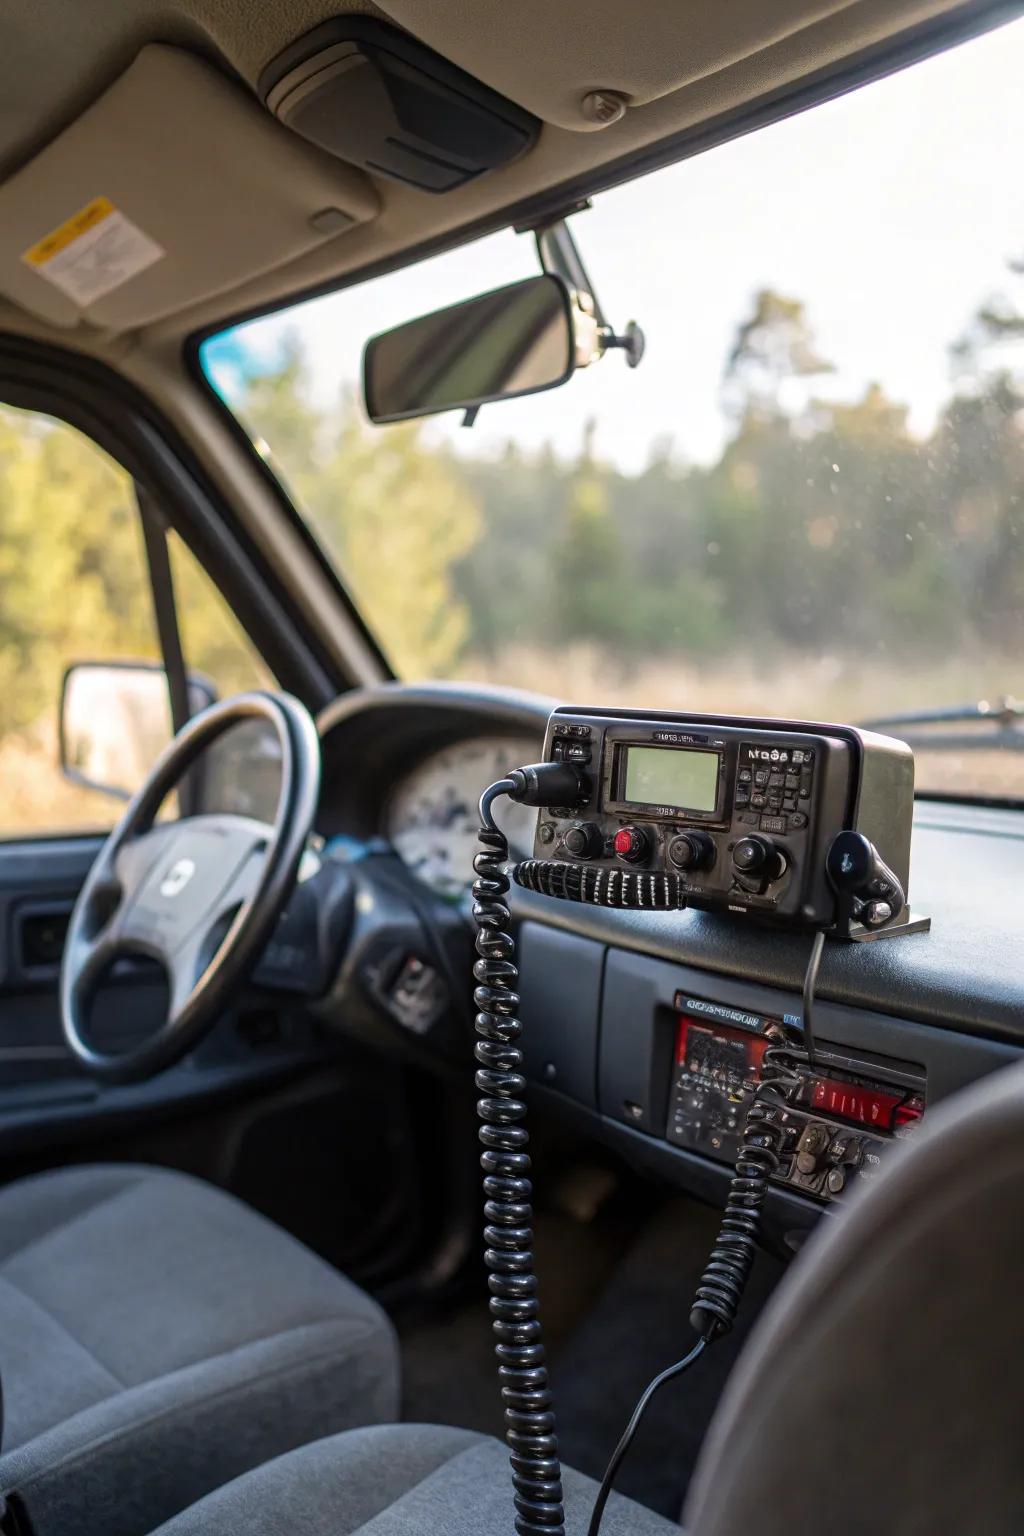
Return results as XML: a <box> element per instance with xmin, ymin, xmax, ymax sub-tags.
<box><xmin>22</xmin><ymin>196</ymin><xmax>164</xmax><ymax>307</ymax></box>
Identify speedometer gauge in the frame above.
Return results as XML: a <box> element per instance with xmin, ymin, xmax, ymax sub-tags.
<box><xmin>387</xmin><ymin>736</ymin><xmax>540</xmax><ymax>896</ymax></box>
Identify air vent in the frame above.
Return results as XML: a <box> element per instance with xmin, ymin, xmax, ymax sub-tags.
<box><xmin>259</xmin><ymin>18</ymin><xmax>540</xmax><ymax>194</ymax></box>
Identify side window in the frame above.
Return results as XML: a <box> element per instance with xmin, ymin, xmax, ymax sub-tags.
<box><xmin>0</xmin><ymin>406</ymin><xmax>160</xmax><ymax>835</ymax></box>
<box><xmin>167</xmin><ymin>530</ymin><xmax>272</xmax><ymax>696</ymax></box>
<box><xmin>0</xmin><ymin>404</ymin><xmax>272</xmax><ymax>838</ymax></box>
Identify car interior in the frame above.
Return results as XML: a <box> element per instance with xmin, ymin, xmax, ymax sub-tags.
<box><xmin>1</xmin><ymin>1</ymin><xmax>1024</xmax><ymax>1534</ymax></box>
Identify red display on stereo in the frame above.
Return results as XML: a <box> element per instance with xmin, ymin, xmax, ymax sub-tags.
<box><xmin>808</xmin><ymin>1075</ymin><xmax>902</xmax><ymax>1130</ymax></box>
<box><xmin>676</xmin><ymin>1017</ymin><xmax>769</xmax><ymax>1075</ymax></box>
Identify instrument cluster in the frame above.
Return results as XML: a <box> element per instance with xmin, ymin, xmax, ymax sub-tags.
<box><xmin>386</xmin><ymin>735</ymin><xmax>539</xmax><ymax>896</ymax></box>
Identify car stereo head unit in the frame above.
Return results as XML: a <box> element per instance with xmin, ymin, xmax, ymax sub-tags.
<box><xmin>529</xmin><ymin>707</ymin><xmax>916</xmax><ymax>932</ymax></box>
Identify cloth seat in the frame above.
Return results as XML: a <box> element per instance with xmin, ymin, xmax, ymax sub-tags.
<box><xmin>151</xmin><ymin>1055</ymin><xmax>1024</xmax><ymax>1536</ymax></box>
<box><xmin>0</xmin><ymin>1163</ymin><xmax>399</xmax><ymax>1536</ymax></box>
<box><xmin>150</xmin><ymin>1422</ymin><xmax>678</xmax><ymax>1536</ymax></box>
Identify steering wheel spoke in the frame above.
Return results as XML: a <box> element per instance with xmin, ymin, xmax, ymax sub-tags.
<box><xmin>60</xmin><ymin>693</ymin><xmax>320</xmax><ymax>1083</ymax></box>
<box><xmin>162</xmin><ymin>836</ymin><xmax>268</xmax><ymax>1025</ymax></box>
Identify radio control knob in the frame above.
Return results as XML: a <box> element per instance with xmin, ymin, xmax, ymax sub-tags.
<box><xmin>731</xmin><ymin>835</ymin><xmax>787</xmax><ymax>889</ymax></box>
<box><xmin>614</xmin><ymin>826</ymin><xmax>649</xmax><ymax>864</ymax></box>
<box><xmin>668</xmin><ymin>832</ymin><xmax>716</xmax><ymax>873</ymax></box>
<box><xmin>795</xmin><ymin>1118</ymin><xmax>830</xmax><ymax>1175</ymax></box>
<box><xmin>563</xmin><ymin>823</ymin><xmax>601</xmax><ymax>859</ymax></box>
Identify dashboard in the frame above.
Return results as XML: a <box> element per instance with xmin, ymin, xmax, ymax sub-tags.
<box><xmin>315</xmin><ymin>683</ymin><xmax>549</xmax><ymax>893</ymax></box>
<box><xmin>313</xmin><ymin>681</ymin><xmax>1024</xmax><ymax>1239</ymax></box>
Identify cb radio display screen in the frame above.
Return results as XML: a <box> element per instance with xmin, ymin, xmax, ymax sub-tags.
<box><xmin>623</xmin><ymin>745</ymin><xmax>719</xmax><ymax>813</ymax></box>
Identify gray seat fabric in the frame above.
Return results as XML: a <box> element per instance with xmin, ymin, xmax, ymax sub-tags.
<box><xmin>0</xmin><ymin>1163</ymin><xmax>399</xmax><ymax>1536</ymax></box>
<box><xmin>153</xmin><ymin>1056</ymin><xmax>1024</xmax><ymax>1536</ymax></box>
<box><xmin>150</xmin><ymin>1422</ymin><xmax>679</xmax><ymax>1536</ymax></box>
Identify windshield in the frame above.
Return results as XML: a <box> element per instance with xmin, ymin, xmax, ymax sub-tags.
<box><xmin>202</xmin><ymin>18</ymin><xmax>1024</xmax><ymax>801</ymax></box>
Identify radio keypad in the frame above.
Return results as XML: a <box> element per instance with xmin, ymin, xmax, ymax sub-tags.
<box><xmin>736</xmin><ymin>741</ymin><xmax>815</xmax><ymax>838</ymax></box>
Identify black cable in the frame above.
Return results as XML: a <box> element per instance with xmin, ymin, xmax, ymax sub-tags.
<box><xmin>472</xmin><ymin>778</ymin><xmax>829</xmax><ymax>1536</ymax></box>
<box><xmin>584</xmin><ymin>1338</ymin><xmax>707</xmax><ymax>1536</ymax></box>
<box><xmin>588</xmin><ymin>928</ymin><xmax>827</xmax><ymax>1533</ymax></box>
<box><xmin>801</xmin><ymin>928</ymin><xmax>826</xmax><ymax>1066</ymax></box>
<box><xmin>473</xmin><ymin>781</ymin><xmax>566</xmax><ymax>1536</ymax></box>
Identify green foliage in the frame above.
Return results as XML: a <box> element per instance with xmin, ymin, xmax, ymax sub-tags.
<box><xmin>0</xmin><ymin>407</ymin><xmax>269</xmax><ymax>748</ymax></box>
<box><xmin>222</xmin><ymin>280</ymin><xmax>1024</xmax><ymax>685</ymax></box>
<box><xmin>5</xmin><ymin>266</ymin><xmax>1024</xmax><ymax>773</ymax></box>
<box><xmin>231</xmin><ymin>344</ymin><xmax>480</xmax><ymax>678</ymax></box>
<box><xmin>0</xmin><ymin>409</ymin><xmax>156</xmax><ymax>735</ymax></box>
<box><xmin>550</xmin><ymin>427</ymin><xmax>626</xmax><ymax>643</ymax></box>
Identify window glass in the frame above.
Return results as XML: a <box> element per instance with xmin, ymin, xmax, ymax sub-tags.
<box><xmin>168</xmin><ymin>531</ymin><xmax>272</xmax><ymax>695</ymax></box>
<box><xmin>0</xmin><ymin>407</ymin><xmax>159</xmax><ymax>833</ymax></box>
<box><xmin>204</xmin><ymin>17</ymin><xmax>1024</xmax><ymax>799</ymax></box>
<box><xmin>0</xmin><ymin>407</ymin><xmax>271</xmax><ymax>836</ymax></box>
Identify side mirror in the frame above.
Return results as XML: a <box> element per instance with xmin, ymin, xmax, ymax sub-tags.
<box><xmin>363</xmin><ymin>273</ymin><xmax>592</xmax><ymax>424</ymax></box>
<box><xmin>59</xmin><ymin>661</ymin><xmax>216</xmax><ymax>802</ymax></box>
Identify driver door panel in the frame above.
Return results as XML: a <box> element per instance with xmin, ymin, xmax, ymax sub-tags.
<box><xmin>0</xmin><ymin>837</ymin><xmax>168</xmax><ymax>1096</ymax></box>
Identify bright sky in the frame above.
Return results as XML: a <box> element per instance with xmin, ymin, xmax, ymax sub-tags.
<box><xmin>207</xmin><ymin>12</ymin><xmax>1024</xmax><ymax>474</ymax></box>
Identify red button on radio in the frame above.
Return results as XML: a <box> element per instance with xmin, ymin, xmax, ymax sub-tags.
<box><xmin>614</xmin><ymin>826</ymin><xmax>648</xmax><ymax>862</ymax></box>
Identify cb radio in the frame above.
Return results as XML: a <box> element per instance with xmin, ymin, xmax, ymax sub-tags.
<box><xmin>471</xmin><ymin>706</ymin><xmax>927</xmax><ymax>1536</ymax></box>
<box><xmin>514</xmin><ymin>706</ymin><xmax>926</xmax><ymax>937</ymax></box>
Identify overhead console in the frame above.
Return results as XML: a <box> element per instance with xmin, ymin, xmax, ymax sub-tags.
<box><xmin>260</xmin><ymin>18</ymin><xmax>540</xmax><ymax>193</ymax></box>
<box><xmin>371</xmin><ymin>0</ymin><xmax>887</xmax><ymax>132</ymax></box>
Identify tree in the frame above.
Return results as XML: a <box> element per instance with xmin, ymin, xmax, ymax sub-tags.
<box><xmin>0</xmin><ymin>408</ymin><xmax>156</xmax><ymax>736</ymax></box>
<box><xmin>951</xmin><ymin>252</ymin><xmax>1024</xmax><ymax>399</ymax></box>
<box><xmin>231</xmin><ymin>345</ymin><xmax>481</xmax><ymax>677</ymax></box>
<box><xmin>312</xmin><ymin>409</ymin><xmax>481</xmax><ymax>677</ymax></box>
<box><xmin>723</xmin><ymin>288</ymin><xmax>834</xmax><ymax>422</ymax></box>
<box><xmin>549</xmin><ymin>422</ymin><xmax>626</xmax><ymax>644</ymax></box>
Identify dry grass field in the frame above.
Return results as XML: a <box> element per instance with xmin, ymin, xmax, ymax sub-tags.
<box><xmin>457</xmin><ymin>645</ymin><xmax>1024</xmax><ymax>801</ymax></box>
<box><xmin>2</xmin><ymin>648</ymin><xmax>1021</xmax><ymax>838</ymax></box>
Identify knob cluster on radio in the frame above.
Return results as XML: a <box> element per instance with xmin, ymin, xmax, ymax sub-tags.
<box><xmin>666</xmin><ymin>995</ymin><xmax>924</xmax><ymax>1205</ymax></box>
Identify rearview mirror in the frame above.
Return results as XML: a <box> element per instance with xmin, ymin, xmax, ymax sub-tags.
<box><xmin>363</xmin><ymin>273</ymin><xmax>582</xmax><ymax>424</ymax></box>
<box><xmin>59</xmin><ymin>661</ymin><xmax>216</xmax><ymax>802</ymax></box>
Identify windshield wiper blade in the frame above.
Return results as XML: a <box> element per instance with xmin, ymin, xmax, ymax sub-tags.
<box><xmin>860</xmin><ymin>695</ymin><xmax>1024</xmax><ymax>752</ymax></box>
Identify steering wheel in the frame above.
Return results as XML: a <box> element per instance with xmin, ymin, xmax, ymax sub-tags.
<box><xmin>60</xmin><ymin>691</ymin><xmax>320</xmax><ymax>1084</ymax></box>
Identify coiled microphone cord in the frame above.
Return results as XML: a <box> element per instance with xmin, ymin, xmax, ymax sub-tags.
<box><xmin>473</xmin><ymin>777</ymin><xmax>826</xmax><ymax>1535</ymax></box>
<box><xmin>473</xmin><ymin>780</ymin><xmax>565</xmax><ymax>1536</ymax></box>
<box><xmin>690</xmin><ymin>930</ymin><xmax>823</xmax><ymax>1341</ymax></box>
